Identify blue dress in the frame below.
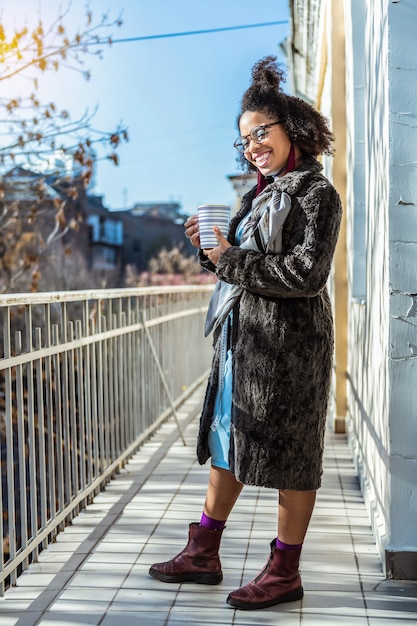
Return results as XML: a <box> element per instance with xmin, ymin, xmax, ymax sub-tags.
<box><xmin>208</xmin><ymin>212</ymin><xmax>252</xmax><ymax>469</ymax></box>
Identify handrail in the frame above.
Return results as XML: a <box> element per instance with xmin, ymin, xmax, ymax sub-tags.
<box><xmin>0</xmin><ymin>285</ymin><xmax>213</xmax><ymax>306</ymax></box>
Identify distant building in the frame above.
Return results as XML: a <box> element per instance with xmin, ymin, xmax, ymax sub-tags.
<box><xmin>69</xmin><ymin>194</ymin><xmax>194</xmax><ymax>274</ymax></box>
<box><xmin>0</xmin><ymin>167</ymin><xmax>194</xmax><ymax>284</ymax></box>
<box><xmin>128</xmin><ymin>201</ymin><xmax>187</xmax><ymax>224</ymax></box>
<box><xmin>0</xmin><ymin>166</ymin><xmax>61</xmax><ymax>202</ymax></box>
<box><xmin>227</xmin><ymin>173</ymin><xmax>257</xmax><ymax>216</ymax></box>
<box><xmin>108</xmin><ymin>204</ymin><xmax>194</xmax><ymax>272</ymax></box>
<box><xmin>82</xmin><ymin>195</ymin><xmax>124</xmax><ymax>272</ymax></box>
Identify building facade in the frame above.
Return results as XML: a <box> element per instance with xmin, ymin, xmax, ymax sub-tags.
<box><xmin>288</xmin><ymin>0</ymin><xmax>417</xmax><ymax>579</ymax></box>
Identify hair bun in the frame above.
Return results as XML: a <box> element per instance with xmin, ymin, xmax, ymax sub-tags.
<box><xmin>250</xmin><ymin>56</ymin><xmax>286</xmax><ymax>92</ymax></box>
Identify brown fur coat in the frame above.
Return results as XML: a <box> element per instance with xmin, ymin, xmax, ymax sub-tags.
<box><xmin>197</xmin><ymin>157</ymin><xmax>342</xmax><ymax>490</ymax></box>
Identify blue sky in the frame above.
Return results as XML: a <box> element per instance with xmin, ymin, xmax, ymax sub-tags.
<box><xmin>3</xmin><ymin>1</ymin><xmax>289</xmax><ymax>215</ymax></box>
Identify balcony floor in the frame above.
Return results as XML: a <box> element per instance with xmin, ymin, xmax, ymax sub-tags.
<box><xmin>1</xmin><ymin>386</ymin><xmax>417</xmax><ymax>625</ymax></box>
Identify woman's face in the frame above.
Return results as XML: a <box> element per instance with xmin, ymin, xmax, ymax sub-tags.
<box><xmin>239</xmin><ymin>110</ymin><xmax>292</xmax><ymax>177</ymax></box>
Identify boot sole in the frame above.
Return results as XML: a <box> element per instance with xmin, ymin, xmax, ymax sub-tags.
<box><xmin>149</xmin><ymin>566</ymin><xmax>223</xmax><ymax>585</ymax></box>
<box><xmin>227</xmin><ymin>585</ymin><xmax>304</xmax><ymax>610</ymax></box>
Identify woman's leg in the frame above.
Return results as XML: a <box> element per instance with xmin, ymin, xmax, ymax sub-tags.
<box><xmin>277</xmin><ymin>489</ymin><xmax>316</xmax><ymax>543</ymax></box>
<box><xmin>203</xmin><ymin>466</ymin><xmax>244</xmax><ymax>520</ymax></box>
<box><xmin>227</xmin><ymin>489</ymin><xmax>316</xmax><ymax>609</ymax></box>
<box><xmin>149</xmin><ymin>466</ymin><xmax>242</xmax><ymax>584</ymax></box>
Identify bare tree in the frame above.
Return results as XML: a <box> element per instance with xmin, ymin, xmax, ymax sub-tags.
<box><xmin>0</xmin><ymin>3</ymin><xmax>128</xmax><ymax>292</ymax></box>
<box><xmin>125</xmin><ymin>245</ymin><xmax>218</xmax><ymax>287</ymax></box>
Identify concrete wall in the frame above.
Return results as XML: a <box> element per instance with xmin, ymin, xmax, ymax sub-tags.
<box><xmin>288</xmin><ymin>0</ymin><xmax>417</xmax><ymax>578</ymax></box>
<box><xmin>345</xmin><ymin>0</ymin><xmax>417</xmax><ymax>578</ymax></box>
<box><xmin>344</xmin><ymin>0</ymin><xmax>366</xmax><ymax>301</ymax></box>
<box><xmin>386</xmin><ymin>0</ymin><xmax>417</xmax><ymax>577</ymax></box>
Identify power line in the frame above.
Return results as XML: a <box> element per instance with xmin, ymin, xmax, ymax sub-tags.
<box><xmin>107</xmin><ymin>20</ymin><xmax>289</xmax><ymax>45</ymax></box>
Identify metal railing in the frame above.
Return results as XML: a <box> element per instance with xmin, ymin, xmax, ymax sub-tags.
<box><xmin>0</xmin><ymin>285</ymin><xmax>214</xmax><ymax>594</ymax></box>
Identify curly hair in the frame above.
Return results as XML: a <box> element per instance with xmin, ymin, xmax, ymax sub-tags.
<box><xmin>236</xmin><ymin>56</ymin><xmax>334</xmax><ymax>172</ymax></box>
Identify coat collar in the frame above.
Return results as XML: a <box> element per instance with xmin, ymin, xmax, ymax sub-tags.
<box><xmin>234</xmin><ymin>156</ymin><xmax>323</xmax><ymax>225</ymax></box>
<box><xmin>268</xmin><ymin>156</ymin><xmax>323</xmax><ymax>195</ymax></box>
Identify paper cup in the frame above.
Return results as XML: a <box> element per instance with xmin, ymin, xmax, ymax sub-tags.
<box><xmin>197</xmin><ymin>204</ymin><xmax>230</xmax><ymax>248</ymax></box>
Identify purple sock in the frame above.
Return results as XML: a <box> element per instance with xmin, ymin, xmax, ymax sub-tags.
<box><xmin>276</xmin><ymin>537</ymin><xmax>303</xmax><ymax>551</ymax></box>
<box><xmin>200</xmin><ymin>512</ymin><xmax>226</xmax><ymax>531</ymax></box>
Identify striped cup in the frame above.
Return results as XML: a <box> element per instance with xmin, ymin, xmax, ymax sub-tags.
<box><xmin>197</xmin><ymin>204</ymin><xmax>230</xmax><ymax>248</ymax></box>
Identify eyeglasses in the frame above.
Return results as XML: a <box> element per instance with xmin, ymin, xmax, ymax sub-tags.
<box><xmin>234</xmin><ymin>121</ymin><xmax>280</xmax><ymax>153</ymax></box>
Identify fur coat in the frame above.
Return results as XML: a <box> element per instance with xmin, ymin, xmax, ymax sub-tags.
<box><xmin>197</xmin><ymin>157</ymin><xmax>342</xmax><ymax>490</ymax></box>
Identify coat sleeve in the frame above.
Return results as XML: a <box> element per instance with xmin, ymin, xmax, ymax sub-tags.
<box><xmin>215</xmin><ymin>181</ymin><xmax>342</xmax><ymax>298</ymax></box>
<box><xmin>197</xmin><ymin>249</ymin><xmax>216</xmax><ymax>273</ymax></box>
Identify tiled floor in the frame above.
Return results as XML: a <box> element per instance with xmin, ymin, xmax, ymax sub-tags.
<box><xmin>1</xmin><ymin>386</ymin><xmax>416</xmax><ymax>625</ymax></box>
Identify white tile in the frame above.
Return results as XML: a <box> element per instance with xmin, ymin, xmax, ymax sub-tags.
<box><xmin>102</xmin><ymin>612</ymin><xmax>170</xmax><ymax>626</ymax></box>
<box><xmin>111</xmin><ymin>586</ymin><xmax>178</xmax><ymax>609</ymax></box>
<box><xmin>37</xmin><ymin>611</ymin><xmax>103</xmax><ymax>625</ymax></box>
<box><xmin>364</xmin><ymin>591</ymin><xmax>417</xmax><ymax>620</ymax></box>
<box><xmin>168</xmin><ymin>607</ymin><xmax>236</xmax><ymax>625</ymax></box>
<box><xmin>50</xmin><ymin>587</ymin><xmax>115</xmax><ymax>612</ymax></box>
<box><xmin>299</xmin><ymin>591</ymin><xmax>368</xmax><ymax>623</ymax></box>
<box><xmin>0</xmin><ymin>618</ymin><xmax>20</xmax><ymax>626</ymax></box>
<box><xmin>66</xmin><ymin>571</ymin><xmax>127</xmax><ymax>588</ymax></box>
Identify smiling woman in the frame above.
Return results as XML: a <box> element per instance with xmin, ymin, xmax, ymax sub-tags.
<box><xmin>151</xmin><ymin>55</ymin><xmax>343</xmax><ymax>612</ymax></box>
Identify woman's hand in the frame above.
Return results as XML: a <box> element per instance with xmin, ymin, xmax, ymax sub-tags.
<box><xmin>184</xmin><ymin>215</ymin><xmax>201</xmax><ymax>249</ymax></box>
<box><xmin>202</xmin><ymin>226</ymin><xmax>232</xmax><ymax>265</ymax></box>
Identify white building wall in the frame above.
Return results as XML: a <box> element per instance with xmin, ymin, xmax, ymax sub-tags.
<box><xmin>344</xmin><ymin>0</ymin><xmax>366</xmax><ymax>301</ymax></box>
<box><xmin>387</xmin><ymin>0</ymin><xmax>417</xmax><ymax>561</ymax></box>
<box><xmin>345</xmin><ymin>0</ymin><xmax>417</xmax><ymax>577</ymax></box>
<box><xmin>288</xmin><ymin>0</ymin><xmax>416</xmax><ymax>578</ymax></box>
<box><xmin>345</xmin><ymin>0</ymin><xmax>390</xmax><ymax>569</ymax></box>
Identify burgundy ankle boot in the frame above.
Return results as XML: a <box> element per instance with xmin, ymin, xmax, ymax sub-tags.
<box><xmin>227</xmin><ymin>539</ymin><xmax>303</xmax><ymax>610</ymax></box>
<box><xmin>149</xmin><ymin>523</ymin><xmax>223</xmax><ymax>585</ymax></box>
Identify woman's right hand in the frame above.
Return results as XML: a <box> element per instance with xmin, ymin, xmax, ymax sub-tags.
<box><xmin>184</xmin><ymin>215</ymin><xmax>201</xmax><ymax>249</ymax></box>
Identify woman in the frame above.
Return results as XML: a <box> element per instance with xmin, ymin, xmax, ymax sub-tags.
<box><xmin>149</xmin><ymin>56</ymin><xmax>342</xmax><ymax>611</ymax></box>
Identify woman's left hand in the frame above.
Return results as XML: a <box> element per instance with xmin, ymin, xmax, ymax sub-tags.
<box><xmin>202</xmin><ymin>226</ymin><xmax>232</xmax><ymax>265</ymax></box>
